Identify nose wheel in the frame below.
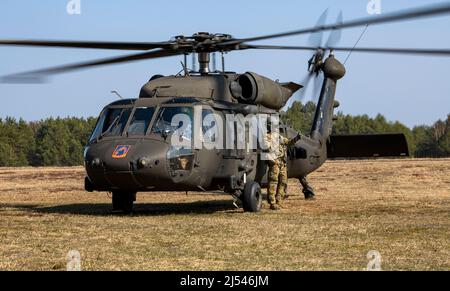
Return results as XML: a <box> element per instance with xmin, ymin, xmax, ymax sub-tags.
<box><xmin>112</xmin><ymin>191</ymin><xmax>136</xmax><ymax>214</ymax></box>
<box><xmin>242</xmin><ymin>181</ymin><xmax>262</xmax><ymax>212</ymax></box>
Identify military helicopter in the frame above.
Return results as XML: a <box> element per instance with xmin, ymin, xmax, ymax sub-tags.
<box><xmin>1</xmin><ymin>4</ymin><xmax>450</xmax><ymax>213</ymax></box>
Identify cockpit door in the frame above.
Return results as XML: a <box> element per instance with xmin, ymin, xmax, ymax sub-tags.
<box><xmin>188</xmin><ymin>106</ymin><xmax>222</xmax><ymax>188</ymax></box>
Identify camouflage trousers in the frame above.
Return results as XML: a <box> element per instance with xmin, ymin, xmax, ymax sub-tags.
<box><xmin>267</xmin><ymin>158</ymin><xmax>288</xmax><ymax>205</ymax></box>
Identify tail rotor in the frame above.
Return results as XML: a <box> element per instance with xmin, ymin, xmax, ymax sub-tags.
<box><xmin>288</xmin><ymin>10</ymin><xmax>343</xmax><ymax>108</ymax></box>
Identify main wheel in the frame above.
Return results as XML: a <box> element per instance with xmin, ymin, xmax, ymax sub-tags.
<box><xmin>112</xmin><ymin>191</ymin><xmax>136</xmax><ymax>214</ymax></box>
<box><xmin>242</xmin><ymin>181</ymin><xmax>262</xmax><ymax>213</ymax></box>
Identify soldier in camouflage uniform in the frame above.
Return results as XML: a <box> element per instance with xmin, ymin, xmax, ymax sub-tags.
<box><xmin>266</xmin><ymin>131</ymin><xmax>301</xmax><ymax>210</ymax></box>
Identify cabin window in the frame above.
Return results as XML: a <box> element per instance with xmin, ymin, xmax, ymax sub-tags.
<box><xmin>127</xmin><ymin>107</ymin><xmax>155</xmax><ymax>135</ymax></box>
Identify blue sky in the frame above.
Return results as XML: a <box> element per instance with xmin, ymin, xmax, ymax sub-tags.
<box><xmin>1</xmin><ymin>0</ymin><xmax>450</xmax><ymax>127</ymax></box>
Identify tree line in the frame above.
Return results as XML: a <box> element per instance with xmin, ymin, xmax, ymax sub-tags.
<box><xmin>0</xmin><ymin>104</ymin><xmax>448</xmax><ymax>167</ymax></box>
<box><xmin>283</xmin><ymin>101</ymin><xmax>449</xmax><ymax>158</ymax></box>
<box><xmin>0</xmin><ymin>117</ymin><xmax>97</xmax><ymax>167</ymax></box>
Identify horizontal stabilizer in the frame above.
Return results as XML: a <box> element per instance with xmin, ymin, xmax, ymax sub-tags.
<box><xmin>280</xmin><ymin>82</ymin><xmax>303</xmax><ymax>94</ymax></box>
<box><xmin>327</xmin><ymin>134</ymin><xmax>409</xmax><ymax>158</ymax></box>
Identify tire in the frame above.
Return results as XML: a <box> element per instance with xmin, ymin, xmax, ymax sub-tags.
<box><xmin>112</xmin><ymin>191</ymin><xmax>135</xmax><ymax>214</ymax></box>
<box><xmin>242</xmin><ymin>181</ymin><xmax>262</xmax><ymax>213</ymax></box>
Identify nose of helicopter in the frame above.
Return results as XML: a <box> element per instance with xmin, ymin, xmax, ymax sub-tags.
<box><xmin>84</xmin><ymin>138</ymin><xmax>172</xmax><ymax>190</ymax></box>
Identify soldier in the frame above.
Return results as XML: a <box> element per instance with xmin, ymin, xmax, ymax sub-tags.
<box><xmin>266</xmin><ymin>128</ymin><xmax>301</xmax><ymax>210</ymax></box>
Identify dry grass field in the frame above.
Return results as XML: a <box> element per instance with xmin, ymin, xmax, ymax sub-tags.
<box><xmin>0</xmin><ymin>159</ymin><xmax>449</xmax><ymax>270</ymax></box>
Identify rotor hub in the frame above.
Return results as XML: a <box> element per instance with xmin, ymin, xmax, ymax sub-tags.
<box><xmin>171</xmin><ymin>33</ymin><xmax>234</xmax><ymax>74</ymax></box>
<box><xmin>308</xmin><ymin>49</ymin><xmax>325</xmax><ymax>75</ymax></box>
<box><xmin>171</xmin><ymin>32</ymin><xmax>234</xmax><ymax>53</ymax></box>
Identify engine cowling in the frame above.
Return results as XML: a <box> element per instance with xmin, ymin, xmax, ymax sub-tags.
<box><xmin>229</xmin><ymin>72</ymin><xmax>302</xmax><ymax>110</ymax></box>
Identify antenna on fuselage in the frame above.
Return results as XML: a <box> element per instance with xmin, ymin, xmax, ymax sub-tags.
<box><xmin>111</xmin><ymin>90</ymin><xmax>124</xmax><ymax>100</ymax></box>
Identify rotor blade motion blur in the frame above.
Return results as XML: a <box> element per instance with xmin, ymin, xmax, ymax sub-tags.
<box><xmin>1</xmin><ymin>3</ymin><xmax>450</xmax><ymax>82</ymax></box>
<box><xmin>0</xmin><ymin>40</ymin><xmax>174</xmax><ymax>50</ymax></box>
<box><xmin>1</xmin><ymin>49</ymin><xmax>184</xmax><ymax>83</ymax></box>
<box><xmin>308</xmin><ymin>9</ymin><xmax>328</xmax><ymax>48</ymax></box>
<box><xmin>241</xmin><ymin>45</ymin><xmax>450</xmax><ymax>57</ymax></box>
<box><xmin>219</xmin><ymin>3</ymin><xmax>450</xmax><ymax>46</ymax></box>
<box><xmin>326</xmin><ymin>11</ymin><xmax>343</xmax><ymax>47</ymax></box>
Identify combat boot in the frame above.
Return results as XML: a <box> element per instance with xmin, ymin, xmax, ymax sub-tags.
<box><xmin>277</xmin><ymin>202</ymin><xmax>287</xmax><ymax>209</ymax></box>
<box><xmin>270</xmin><ymin>204</ymin><xmax>281</xmax><ymax>211</ymax></box>
<box><xmin>276</xmin><ymin>200</ymin><xmax>284</xmax><ymax>208</ymax></box>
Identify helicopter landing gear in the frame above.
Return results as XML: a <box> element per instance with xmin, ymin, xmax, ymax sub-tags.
<box><xmin>112</xmin><ymin>191</ymin><xmax>136</xmax><ymax>214</ymax></box>
<box><xmin>242</xmin><ymin>181</ymin><xmax>262</xmax><ymax>213</ymax></box>
<box><xmin>299</xmin><ymin>176</ymin><xmax>316</xmax><ymax>200</ymax></box>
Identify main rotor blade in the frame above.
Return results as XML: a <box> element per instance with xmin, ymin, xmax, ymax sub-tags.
<box><xmin>330</xmin><ymin>46</ymin><xmax>450</xmax><ymax>56</ymax></box>
<box><xmin>1</xmin><ymin>49</ymin><xmax>183</xmax><ymax>83</ymax></box>
<box><xmin>242</xmin><ymin>44</ymin><xmax>450</xmax><ymax>57</ymax></box>
<box><xmin>0</xmin><ymin>40</ymin><xmax>174</xmax><ymax>50</ymax></box>
<box><xmin>219</xmin><ymin>3</ymin><xmax>450</xmax><ymax>47</ymax></box>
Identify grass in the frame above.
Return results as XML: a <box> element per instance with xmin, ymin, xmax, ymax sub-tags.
<box><xmin>0</xmin><ymin>159</ymin><xmax>449</xmax><ymax>270</ymax></box>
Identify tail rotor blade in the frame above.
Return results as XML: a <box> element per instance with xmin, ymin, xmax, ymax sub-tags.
<box><xmin>313</xmin><ymin>72</ymin><xmax>324</xmax><ymax>97</ymax></box>
<box><xmin>326</xmin><ymin>11</ymin><xmax>343</xmax><ymax>47</ymax></box>
<box><xmin>311</xmin><ymin>72</ymin><xmax>324</xmax><ymax>105</ymax></box>
<box><xmin>308</xmin><ymin>9</ymin><xmax>328</xmax><ymax>47</ymax></box>
<box><xmin>298</xmin><ymin>73</ymin><xmax>313</xmax><ymax>100</ymax></box>
<box><xmin>285</xmin><ymin>73</ymin><xmax>312</xmax><ymax>109</ymax></box>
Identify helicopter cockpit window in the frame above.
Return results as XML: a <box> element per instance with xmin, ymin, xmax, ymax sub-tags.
<box><xmin>151</xmin><ymin>106</ymin><xmax>193</xmax><ymax>141</ymax></box>
<box><xmin>127</xmin><ymin>107</ymin><xmax>155</xmax><ymax>136</ymax></box>
<box><xmin>89</xmin><ymin>107</ymin><xmax>132</xmax><ymax>141</ymax></box>
<box><xmin>89</xmin><ymin>107</ymin><xmax>130</xmax><ymax>142</ymax></box>
<box><xmin>89</xmin><ymin>110</ymin><xmax>108</xmax><ymax>143</ymax></box>
<box><xmin>103</xmin><ymin>108</ymin><xmax>132</xmax><ymax>137</ymax></box>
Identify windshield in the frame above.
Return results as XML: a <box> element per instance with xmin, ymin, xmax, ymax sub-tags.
<box><xmin>89</xmin><ymin>106</ymin><xmax>193</xmax><ymax>143</ymax></box>
<box><xmin>89</xmin><ymin>107</ymin><xmax>131</xmax><ymax>142</ymax></box>
<box><xmin>151</xmin><ymin>107</ymin><xmax>193</xmax><ymax>140</ymax></box>
<box><xmin>127</xmin><ymin>107</ymin><xmax>155</xmax><ymax>135</ymax></box>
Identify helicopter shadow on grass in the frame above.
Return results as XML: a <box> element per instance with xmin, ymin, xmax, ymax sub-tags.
<box><xmin>6</xmin><ymin>199</ymin><xmax>240</xmax><ymax>217</ymax></box>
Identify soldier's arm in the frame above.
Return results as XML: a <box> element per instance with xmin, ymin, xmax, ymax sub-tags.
<box><xmin>287</xmin><ymin>133</ymin><xmax>302</xmax><ymax>146</ymax></box>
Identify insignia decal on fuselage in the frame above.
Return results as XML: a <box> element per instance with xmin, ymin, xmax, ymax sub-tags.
<box><xmin>112</xmin><ymin>145</ymin><xmax>131</xmax><ymax>159</ymax></box>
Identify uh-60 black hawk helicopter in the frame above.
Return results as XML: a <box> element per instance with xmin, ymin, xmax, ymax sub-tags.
<box><xmin>2</xmin><ymin>4</ymin><xmax>450</xmax><ymax>213</ymax></box>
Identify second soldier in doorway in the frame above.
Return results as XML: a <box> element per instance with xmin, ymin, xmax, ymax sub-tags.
<box><xmin>265</xmin><ymin>127</ymin><xmax>301</xmax><ymax>210</ymax></box>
